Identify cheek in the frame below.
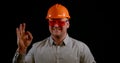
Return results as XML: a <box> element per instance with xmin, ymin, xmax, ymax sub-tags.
<box><xmin>62</xmin><ymin>26</ymin><xmax>67</xmax><ymax>31</ymax></box>
<box><xmin>49</xmin><ymin>26</ymin><xmax>51</xmax><ymax>29</ymax></box>
<box><xmin>49</xmin><ymin>26</ymin><xmax>52</xmax><ymax>32</ymax></box>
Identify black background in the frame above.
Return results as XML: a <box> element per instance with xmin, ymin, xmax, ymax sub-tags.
<box><xmin>1</xmin><ymin>0</ymin><xmax>107</xmax><ymax>63</ymax></box>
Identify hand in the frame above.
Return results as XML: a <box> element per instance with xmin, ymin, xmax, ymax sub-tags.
<box><xmin>16</xmin><ymin>23</ymin><xmax>33</xmax><ymax>54</ymax></box>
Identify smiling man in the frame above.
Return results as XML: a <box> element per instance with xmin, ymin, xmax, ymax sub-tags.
<box><xmin>48</xmin><ymin>18</ymin><xmax>69</xmax><ymax>45</ymax></box>
<box><xmin>13</xmin><ymin>3</ymin><xmax>96</xmax><ymax>63</ymax></box>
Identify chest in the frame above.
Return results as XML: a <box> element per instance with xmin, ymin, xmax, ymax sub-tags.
<box><xmin>34</xmin><ymin>46</ymin><xmax>80</xmax><ymax>63</ymax></box>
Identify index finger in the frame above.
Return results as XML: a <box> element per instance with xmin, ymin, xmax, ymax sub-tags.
<box><xmin>22</xmin><ymin>23</ymin><xmax>26</xmax><ymax>33</ymax></box>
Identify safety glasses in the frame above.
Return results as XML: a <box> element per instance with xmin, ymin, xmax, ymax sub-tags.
<box><xmin>48</xmin><ymin>20</ymin><xmax>68</xmax><ymax>27</ymax></box>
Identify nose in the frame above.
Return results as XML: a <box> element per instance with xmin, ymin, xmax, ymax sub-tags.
<box><xmin>54</xmin><ymin>23</ymin><xmax>59</xmax><ymax>27</ymax></box>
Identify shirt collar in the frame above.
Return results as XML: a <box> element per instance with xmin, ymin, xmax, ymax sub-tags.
<box><xmin>49</xmin><ymin>34</ymin><xmax>70</xmax><ymax>46</ymax></box>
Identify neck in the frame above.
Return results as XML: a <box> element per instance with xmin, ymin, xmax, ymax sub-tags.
<box><xmin>52</xmin><ymin>33</ymin><xmax>67</xmax><ymax>45</ymax></box>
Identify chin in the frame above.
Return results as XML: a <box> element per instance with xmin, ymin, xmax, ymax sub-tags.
<box><xmin>53</xmin><ymin>33</ymin><xmax>60</xmax><ymax>36</ymax></box>
<box><xmin>52</xmin><ymin>33</ymin><xmax>61</xmax><ymax>37</ymax></box>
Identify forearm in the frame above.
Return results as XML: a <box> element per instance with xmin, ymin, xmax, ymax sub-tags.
<box><xmin>12</xmin><ymin>51</ymin><xmax>26</xmax><ymax>63</ymax></box>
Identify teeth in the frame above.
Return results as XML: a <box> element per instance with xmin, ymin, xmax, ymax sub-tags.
<box><xmin>53</xmin><ymin>29</ymin><xmax>60</xmax><ymax>30</ymax></box>
<box><xmin>53</xmin><ymin>27</ymin><xmax>61</xmax><ymax>30</ymax></box>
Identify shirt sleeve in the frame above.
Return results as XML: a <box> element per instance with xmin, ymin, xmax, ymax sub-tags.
<box><xmin>12</xmin><ymin>50</ymin><xmax>26</xmax><ymax>63</ymax></box>
<box><xmin>12</xmin><ymin>45</ymin><xmax>35</xmax><ymax>63</ymax></box>
<box><xmin>80</xmin><ymin>43</ymin><xmax>96</xmax><ymax>63</ymax></box>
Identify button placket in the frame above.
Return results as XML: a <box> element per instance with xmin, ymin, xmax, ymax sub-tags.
<box><xmin>56</xmin><ymin>46</ymin><xmax>60</xmax><ymax>63</ymax></box>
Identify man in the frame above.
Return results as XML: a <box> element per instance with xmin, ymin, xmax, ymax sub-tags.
<box><xmin>13</xmin><ymin>3</ymin><xmax>96</xmax><ymax>63</ymax></box>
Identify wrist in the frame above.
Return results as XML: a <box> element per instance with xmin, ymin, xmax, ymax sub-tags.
<box><xmin>17</xmin><ymin>47</ymin><xmax>27</xmax><ymax>54</ymax></box>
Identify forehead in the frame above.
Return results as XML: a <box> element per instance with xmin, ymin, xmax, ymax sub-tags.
<box><xmin>48</xmin><ymin>18</ymin><xmax>68</xmax><ymax>21</ymax></box>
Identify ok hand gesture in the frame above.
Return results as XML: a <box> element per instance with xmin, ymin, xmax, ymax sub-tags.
<box><xmin>16</xmin><ymin>23</ymin><xmax>33</xmax><ymax>54</ymax></box>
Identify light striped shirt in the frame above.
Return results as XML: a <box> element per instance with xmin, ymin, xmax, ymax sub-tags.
<box><xmin>13</xmin><ymin>34</ymin><xmax>96</xmax><ymax>63</ymax></box>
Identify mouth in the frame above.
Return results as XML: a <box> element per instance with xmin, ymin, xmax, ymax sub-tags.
<box><xmin>52</xmin><ymin>27</ymin><xmax>62</xmax><ymax>30</ymax></box>
<box><xmin>52</xmin><ymin>27</ymin><xmax>62</xmax><ymax>34</ymax></box>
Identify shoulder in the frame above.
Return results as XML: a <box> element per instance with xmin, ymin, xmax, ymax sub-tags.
<box><xmin>70</xmin><ymin>37</ymin><xmax>89</xmax><ymax>49</ymax></box>
<box><xmin>70</xmin><ymin>37</ymin><xmax>92</xmax><ymax>53</ymax></box>
<box><xmin>70</xmin><ymin>37</ymin><xmax>85</xmax><ymax>45</ymax></box>
<box><xmin>32</xmin><ymin>37</ymin><xmax>49</xmax><ymax>48</ymax></box>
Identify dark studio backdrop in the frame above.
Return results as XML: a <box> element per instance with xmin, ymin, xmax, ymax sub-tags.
<box><xmin>2</xmin><ymin>0</ymin><xmax>106</xmax><ymax>63</ymax></box>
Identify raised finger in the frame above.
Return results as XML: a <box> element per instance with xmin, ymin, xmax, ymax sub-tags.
<box><xmin>16</xmin><ymin>28</ymin><xmax>21</xmax><ymax>44</ymax></box>
<box><xmin>16</xmin><ymin>28</ymin><xmax>20</xmax><ymax>39</ymax></box>
<box><xmin>22</xmin><ymin>23</ymin><xmax>26</xmax><ymax>33</ymax></box>
<box><xmin>19</xmin><ymin>24</ymin><xmax>23</xmax><ymax>35</ymax></box>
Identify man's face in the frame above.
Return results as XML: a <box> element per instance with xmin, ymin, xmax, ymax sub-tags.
<box><xmin>48</xmin><ymin>18</ymin><xmax>70</xmax><ymax>37</ymax></box>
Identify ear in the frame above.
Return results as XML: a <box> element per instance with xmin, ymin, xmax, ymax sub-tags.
<box><xmin>66</xmin><ymin>21</ymin><xmax>70</xmax><ymax>28</ymax></box>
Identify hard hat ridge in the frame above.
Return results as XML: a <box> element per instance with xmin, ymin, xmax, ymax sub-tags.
<box><xmin>46</xmin><ymin>3</ymin><xmax>70</xmax><ymax>19</ymax></box>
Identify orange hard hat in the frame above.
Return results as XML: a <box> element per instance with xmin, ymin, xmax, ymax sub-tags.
<box><xmin>46</xmin><ymin>3</ymin><xmax>70</xmax><ymax>19</ymax></box>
